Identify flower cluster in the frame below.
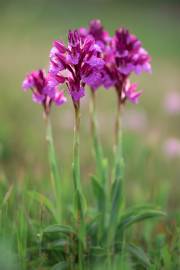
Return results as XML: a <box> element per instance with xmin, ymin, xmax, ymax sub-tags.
<box><xmin>22</xmin><ymin>69</ymin><xmax>66</xmax><ymax>114</ymax></box>
<box><xmin>103</xmin><ymin>27</ymin><xmax>151</xmax><ymax>103</ymax></box>
<box><xmin>114</xmin><ymin>28</ymin><xmax>151</xmax><ymax>76</ymax></box>
<box><xmin>79</xmin><ymin>20</ymin><xmax>151</xmax><ymax>103</ymax></box>
<box><xmin>79</xmin><ymin>19</ymin><xmax>111</xmax><ymax>51</ymax></box>
<box><xmin>48</xmin><ymin>29</ymin><xmax>104</xmax><ymax>102</ymax></box>
<box><xmin>22</xmin><ymin>19</ymin><xmax>151</xmax><ymax>108</ymax></box>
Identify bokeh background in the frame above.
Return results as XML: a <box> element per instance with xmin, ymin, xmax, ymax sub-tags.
<box><xmin>0</xmin><ymin>0</ymin><xmax>180</xmax><ymax>215</ymax></box>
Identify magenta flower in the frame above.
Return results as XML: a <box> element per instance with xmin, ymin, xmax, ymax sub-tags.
<box><xmin>123</xmin><ymin>80</ymin><xmax>142</xmax><ymax>104</ymax></box>
<box><xmin>79</xmin><ymin>19</ymin><xmax>111</xmax><ymax>50</ymax></box>
<box><xmin>79</xmin><ymin>20</ymin><xmax>149</xmax><ymax>105</ymax></box>
<box><xmin>102</xmin><ymin>27</ymin><xmax>151</xmax><ymax>104</ymax></box>
<box><xmin>22</xmin><ymin>69</ymin><xmax>67</xmax><ymax>114</ymax></box>
<box><xmin>113</xmin><ymin>28</ymin><xmax>151</xmax><ymax>76</ymax></box>
<box><xmin>48</xmin><ymin>30</ymin><xmax>104</xmax><ymax>102</ymax></box>
<box><xmin>79</xmin><ymin>19</ymin><xmax>113</xmax><ymax>91</ymax></box>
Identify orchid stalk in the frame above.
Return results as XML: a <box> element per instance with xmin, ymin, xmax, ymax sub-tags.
<box><xmin>90</xmin><ymin>88</ymin><xmax>108</xmax><ymax>244</ymax></box>
<box><xmin>72</xmin><ymin>101</ymin><xmax>81</xmax><ymax>195</ymax></box>
<box><xmin>109</xmin><ymin>98</ymin><xmax>124</xmax><ymax>248</ymax></box>
<box><xmin>114</xmin><ymin>90</ymin><xmax>122</xmax><ymax>151</ymax></box>
<box><xmin>90</xmin><ymin>88</ymin><xmax>107</xmax><ymax>184</ymax></box>
<box><xmin>72</xmin><ymin>101</ymin><xmax>85</xmax><ymax>270</ymax></box>
<box><xmin>22</xmin><ymin>69</ymin><xmax>66</xmax><ymax>222</ymax></box>
<box><xmin>45</xmin><ymin>113</ymin><xmax>62</xmax><ymax>222</ymax></box>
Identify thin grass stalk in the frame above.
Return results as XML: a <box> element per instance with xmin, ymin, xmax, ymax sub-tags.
<box><xmin>72</xmin><ymin>101</ymin><xmax>85</xmax><ymax>270</ymax></box>
<box><xmin>45</xmin><ymin>113</ymin><xmax>62</xmax><ymax>222</ymax></box>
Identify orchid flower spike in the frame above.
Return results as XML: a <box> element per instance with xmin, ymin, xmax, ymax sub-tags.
<box><xmin>48</xmin><ymin>29</ymin><xmax>104</xmax><ymax>102</ymax></box>
<box><xmin>22</xmin><ymin>69</ymin><xmax>67</xmax><ymax>115</ymax></box>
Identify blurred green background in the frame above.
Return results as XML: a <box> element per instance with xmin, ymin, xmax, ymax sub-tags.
<box><xmin>0</xmin><ymin>0</ymin><xmax>180</xmax><ymax>208</ymax></box>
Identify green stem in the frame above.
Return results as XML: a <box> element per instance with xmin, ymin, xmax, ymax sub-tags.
<box><xmin>72</xmin><ymin>101</ymin><xmax>85</xmax><ymax>270</ymax></box>
<box><xmin>90</xmin><ymin>89</ymin><xmax>108</xmax><ymax>243</ymax></box>
<box><xmin>45</xmin><ymin>113</ymin><xmax>62</xmax><ymax>222</ymax></box>
<box><xmin>114</xmin><ymin>92</ymin><xmax>121</xmax><ymax>152</ymax></box>
<box><xmin>90</xmin><ymin>89</ymin><xmax>106</xmax><ymax>184</ymax></box>
<box><xmin>73</xmin><ymin>102</ymin><xmax>81</xmax><ymax>190</ymax></box>
<box><xmin>108</xmin><ymin>92</ymin><xmax>125</xmax><ymax>264</ymax></box>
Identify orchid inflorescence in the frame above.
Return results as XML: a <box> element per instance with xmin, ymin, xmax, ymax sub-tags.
<box><xmin>22</xmin><ymin>69</ymin><xmax>67</xmax><ymax>114</ymax></box>
<box><xmin>22</xmin><ymin>19</ymin><xmax>151</xmax><ymax>110</ymax></box>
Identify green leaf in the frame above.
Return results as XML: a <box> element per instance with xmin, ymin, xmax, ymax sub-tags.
<box><xmin>86</xmin><ymin>213</ymin><xmax>101</xmax><ymax>232</ymax></box>
<box><xmin>111</xmin><ymin>177</ymin><xmax>123</xmax><ymax>217</ymax></box>
<box><xmin>91</xmin><ymin>176</ymin><xmax>105</xmax><ymax>207</ymax></box>
<box><xmin>43</xmin><ymin>224</ymin><xmax>75</xmax><ymax>235</ymax></box>
<box><xmin>127</xmin><ymin>243</ymin><xmax>151</xmax><ymax>268</ymax></box>
<box><xmin>1</xmin><ymin>184</ymin><xmax>13</xmax><ymax>206</ymax></box>
<box><xmin>90</xmin><ymin>246</ymin><xmax>107</xmax><ymax>257</ymax></box>
<box><xmin>46</xmin><ymin>116</ymin><xmax>62</xmax><ymax>222</ymax></box>
<box><xmin>91</xmin><ymin>175</ymin><xmax>107</xmax><ymax>242</ymax></box>
<box><xmin>109</xmin><ymin>131</ymin><xmax>124</xmax><ymax>228</ymax></box>
<box><xmin>118</xmin><ymin>208</ymin><xmax>166</xmax><ymax>232</ymax></box>
<box><xmin>73</xmin><ymin>188</ymin><xmax>87</xmax><ymax>219</ymax></box>
<box><xmin>90</xmin><ymin>93</ymin><xmax>107</xmax><ymax>185</ymax></box>
<box><xmin>43</xmin><ymin>239</ymin><xmax>69</xmax><ymax>250</ymax></box>
<box><xmin>27</xmin><ymin>191</ymin><xmax>57</xmax><ymax>221</ymax></box>
<box><xmin>51</xmin><ymin>261</ymin><xmax>68</xmax><ymax>270</ymax></box>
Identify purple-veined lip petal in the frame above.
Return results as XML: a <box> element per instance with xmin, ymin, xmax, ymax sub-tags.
<box><xmin>32</xmin><ymin>92</ymin><xmax>45</xmax><ymax>104</ymax></box>
<box><xmin>69</xmin><ymin>87</ymin><xmax>85</xmax><ymax>101</ymax></box>
<box><xmin>50</xmin><ymin>54</ymin><xmax>66</xmax><ymax>71</ymax></box>
<box><xmin>102</xmin><ymin>73</ymin><xmax>116</xmax><ymax>89</ymax></box>
<box><xmin>125</xmin><ymin>83</ymin><xmax>143</xmax><ymax>104</ymax></box>
<box><xmin>53</xmin><ymin>90</ymin><xmax>67</xmax><ymax>106</ymax></box>
<box><xmin>66</xmin><ymin>51</ymin><xmax>80</xmax><ymax>65</ymax></box>
<box><xmin>85</xmin><ymin>55</ymin><xmax>104</xmax><ymax>68</ymax></box>
<box><xmin>133</xmin><ymin>40</ymin><xmax>141</xmax><ymax>49</ymax></box>
<box><xmin>79</xmin><ymin>27</ymin><xmax>88</xmax><ymax>37</ymax></box>
<box><xmin>47</xmin><ymin>74</ymin><xmax>65</xmax><ymax>90</ymax></box>
<box><xmin>118</xmin><ymin>63</ymin><xmax>134</xmax><ymax>75</ymax></box>
<box><xmin>55</xmin><ymin>74</ymin><xmax>66</xmax><ymax>83</ymax></box>
<box><xmin>134</xmin><ymin>65</ymin><xmax>143</xmax><ymax>75</ymax></box>
<box><xmin>116</xmin><ymin>50</ymin><xmax>129</xmax><ymax>58</ymax></box>
<box><xmin>49</xmin><ymin>58</ymin><xmax>66</xmax><ymax>74</ymax></box>
<box><xmin>43</xmin><ymin>86</ymin><xmax>55</xmax><ymax>98</ymax></box>
<box><xmin>49</xmin><ymin>61</ymin><xmax>63</xmax><ymax>75</ymax></box>
<box><xmin>50</xmin><ymin>47</ymin><xmax>59</xmax><ymax>58</ymax></box>
<box><xmin>22</xmin><ymin>78</ymin><xmax>33</xmax><ymax>90</ymax></box>
<box><xmin>138</xmin><ymin>47</ymin><xmax>147</xmax><ymax>54</ymax></box>
<box><xmin>83</xmin><ymin>36</ymin><xmax>95</xmax><ymax>52</ymax></box>
<box><xmin>68</xmin><ymin>30</ymin><xmax>80</xmax><ymax>48</ymax></box>
<box><xmin>93</xmin><ymin>43</ymin><xmax>102</xmax><ymax>53</ymax></box>
<box><xmin>81</xmin><ymin>69</ymin><xmax>102</xmax><ymax>88</ymax></box>
<box><xmin>128</xmin><ymin>91</ymin><xmax>142</xmax><ymax>104</ymax></box>
<box><xmin>47</xmin><ymin>76</ymin><xmax>59</xmax><ymax>88</ymax></box>
<box><xmin>53</xmin><ymin>40</ymin><xmax>67</xmax><ymax>53</ymax></box>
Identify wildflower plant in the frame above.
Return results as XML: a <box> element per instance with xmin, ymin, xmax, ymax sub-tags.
<box><xmin>22</xmin><ymin>20</ymin><xmax>165</xmax><ymax>269</ymax></box>
<box><xmin>22</xmin><ymin>69</ymin><xmax>66</xmax><ymax>222</ymax></box>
